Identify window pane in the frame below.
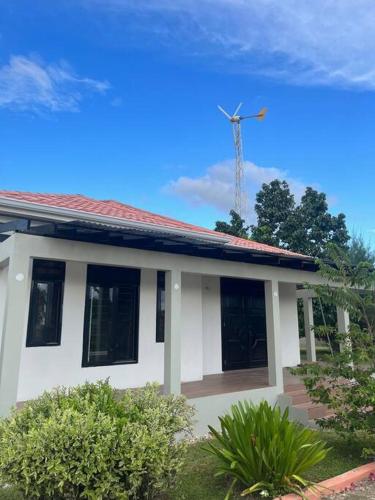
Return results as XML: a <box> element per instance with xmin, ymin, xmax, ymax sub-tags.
<box><xmin>83</xmin><ymin>265</ymin><xmax>140</xmax><ymax>367</ymax></box>
<box><xmin>86</xmin><ymin>285</ymin><xmax>114</xmax><ymax>365</ymax></box>
<box><xmin>114</xmin><ymin>285</ymin><xmax>138</xmax><ymax>362</ymax></box>
<box><xmin>156</xmin><ymin>271</ymin><xmax>165</xmax><ymax>342</ymax></box>
<box><xmin>27</xmin><ymin>260</ymin><xmax>65</xmax><ymax>347</ymax></box>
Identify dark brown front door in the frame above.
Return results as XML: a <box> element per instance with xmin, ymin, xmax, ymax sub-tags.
<box><xmin>221</xmin><ymin>277</ymin><xmax>268</xmax><ymax>371</ymax></box>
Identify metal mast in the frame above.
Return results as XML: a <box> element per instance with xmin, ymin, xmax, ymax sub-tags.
<box><xmin>217</xmin><ymin>103</ymin><xmax>267</xmax><ymax>217</ymax></box>
<box><xmin>233</xmin><ymin>118</ymin><xmax>244</xmax><ymax>215</ymax></box>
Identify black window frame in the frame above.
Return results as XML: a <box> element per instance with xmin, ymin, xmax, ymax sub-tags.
<box><xmin>26</xmin><ymin>259</ymin><xmax>66</xmax><ymax>348</ymax></box>
<box><xmin>82</xmin><ymin>265</ymin><xmax>140</xmax><ymax>368</ymax></box>
<box><xmin>156</xmin><ymin>271</ymin><xmax>165</xmax><ymax>343</ymax></box>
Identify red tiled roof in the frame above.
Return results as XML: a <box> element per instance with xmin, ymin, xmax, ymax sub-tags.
<box><xmin>0</xmin><ymin>190</ymin><xmax>308</xmax><ymax>259</ymax></box>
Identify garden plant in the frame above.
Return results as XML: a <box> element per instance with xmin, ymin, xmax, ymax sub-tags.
<box><xmin>292</xmin><ymin>244</ymin><xmax>375</xmax><ymax>457</ymax></box>
<box><xmin>0</xmin><ymin>381</ymin><xmax>194</xmax><ymax>499</ymax></box>
<box><xmin>204</xmin><ymin>400</ymin><xmax>328</xmax><ymax>498</ymax></box>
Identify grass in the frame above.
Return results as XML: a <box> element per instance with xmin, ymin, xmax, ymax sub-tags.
<box><xmin>0</xmin><ymin>432</ymin><xmax>368</xmax><ymax>500</ymax></box>
<box><xmin>300</xmin><ymin>341</ymin><xmax>333</xmax><ymax>362</ymax></box>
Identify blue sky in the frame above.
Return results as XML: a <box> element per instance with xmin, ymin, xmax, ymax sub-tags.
<box><xmin>0</xmin><ymin>1</ymin><xmax>374</xmax><ymax>242</ymax></box>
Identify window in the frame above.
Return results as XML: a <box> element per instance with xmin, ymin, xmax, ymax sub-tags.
<box><xmin>82</xmin><ymin>265</ymin><xmax>140</xmax><ymax>367</ymax></box>
<box><xmin>156</xmin><ymin>271</ymin><xmax>165</xmax><ymax>342</ymax></box>
<box><xmin>26</xmin><ymin>259</ymin><xmax>65</xmax><ymax>347</ymax></box>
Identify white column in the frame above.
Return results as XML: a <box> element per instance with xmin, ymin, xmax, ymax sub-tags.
<box><xmin>303</xmin><ymin>297</ymin><xmax>316</xmax><ymax>362</ymax></box>
<box><xmin>0</xmin><ymin>242</ymin><xmax>31</xmax><ymax>416</ymax></box>
<box><xmin>265</xmin><ymin>279</ymin><xmax>283</xmax><ymax>390</ymax></box>
<box><xmin>337</xmin><ymin>307</ymin><xmax>351</xmax><ymax>353</ymax></box>
<box><xmin>164</xmin><ymin>268</ymin><xmax>182</xmax><ymax>395</ymax></box>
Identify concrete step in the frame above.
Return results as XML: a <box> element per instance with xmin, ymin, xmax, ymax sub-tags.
<box><xmin>288</xmin><ymin>391</ymin><xmax>311</xmax><ymax>405</ymax></box>
<box><xmin>284</xmin><ymin>383</ymin><xmax>306</xmax><ymax>392</ymax></box>
<box><xmin>279</xmin><ymin>380</ymin><xmax>336</xmax><ymax>426</ymax></box>
<box><xmin>294</xmin><ymin>401</ymin><xmax>331</xmax><ymax>419</ymax></box>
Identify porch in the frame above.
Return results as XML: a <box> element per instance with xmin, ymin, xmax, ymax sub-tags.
<box><xmin>0</xmin><ymin>231</ymin><xmax>323</xmax><ymax>423</ymax></box>
<box><xmin>181</xmin><ymin>367</ymin><xmax>301</xmax><ymax>399</ymax></box>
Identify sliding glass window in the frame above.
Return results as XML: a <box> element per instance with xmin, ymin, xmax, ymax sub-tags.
<box><xmin>82</xmin><ymin>265</ymin><xmax>140</xmax><ymax>367</ymax></box>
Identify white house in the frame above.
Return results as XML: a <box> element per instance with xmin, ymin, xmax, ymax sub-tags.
<box><xmin>0</xmin><ymin>190</ymin><xmax>343</xmax><ymax>433</ymax></box>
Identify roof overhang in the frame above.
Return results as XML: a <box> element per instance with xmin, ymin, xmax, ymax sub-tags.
<box><xmin>0</xmin><ymin>196</ymin><xmax>230</xmax><ymax>245</ymax></box>
<box><xmin>0</xmin><ymin>217</ymin><xmax>318</xmax><ymax>272</ymax></box>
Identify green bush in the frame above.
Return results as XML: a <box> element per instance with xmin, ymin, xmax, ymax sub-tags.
<box><xmin>205</xmin><ymin>400</ymin><xmax>328</xmax><ymax>498</ymax></box>
<box><xmin>0</xmin><ymin>381</ymin><xmax>194</xmax><ymax>499</ymax></box>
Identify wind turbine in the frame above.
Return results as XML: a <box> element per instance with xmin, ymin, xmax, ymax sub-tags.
<box><xmin>217</xmin><ymin>103</ymin><xmax>267</xmax><ymax>217</ymax></box>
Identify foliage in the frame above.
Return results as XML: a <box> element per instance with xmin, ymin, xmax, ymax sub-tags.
<box><xmin>284</xmin><ymin>188</ymin><xmax>349</xmax><ymax>257</ymax></box>
<box><xmin>214</xmin><ymin>180</ymin><xmax>350</xmax><ymax>258</ymax></box>
<box><xmin>0</xmin><ymin>431</ymin><xmax>368</xmax><ymax>500</ymax></box>
<box><xmin>348</xmin><ymin>232</ymin><xmax>375</xmax><ymax>266</ymax></box>
<box><xmin>204</xmin><ymin>401</ymin><xmax>328</xmax><ymax>499</ymax></box>
<box><xmin>297</xmin><ymin>297</ymin><xmax>338</xmax><ymax>347</ymax></box>
<box><xmin>0</xmin><ymin>381</ymin><xmax>194</xmax><ymax>499</ymax></box>
<box><xmin>292</xmin><ymin>245</ymin><xmax>375</xmax><ymax>456</ymax></box>
<box><xmin>215</xmin><ymin>209</ymin><xmax>249</xmax><ymax>238</ymax></box>
<box><xmin>251</xmin><ymin>181</ymin><xmax>350</xmax><ymax>257</ymax></box>
<box><xmin>251</xmin><ymin>179</ymin><xmax>295</xmax><ymax>247</ymax></box>
<box><xmin>311</xmin><ymin>244</ymin><xmax>375</xmax><ymax>335</ymax></box>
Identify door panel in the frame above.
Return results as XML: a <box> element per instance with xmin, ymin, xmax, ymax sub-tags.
<box><xmin>221</xmin><ymin>278</ymin><xmax>267</xmax><ymax>371</ymax></box>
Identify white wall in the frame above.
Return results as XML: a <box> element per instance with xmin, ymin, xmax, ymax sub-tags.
<box><xmin>17</xmin><ymin>264</ymin><xmax>210</xmax><ymax>401</ymax></box>
<box><xmin>202</xmin><ymin>276</ymin><xmax>222</xmax><ymax>375</ymax></box>
<box><xmin>0</xmin><ymin>266</ymin><xmax>9</xmax><ymax>355</ymax></box>
<box><xmin>279</xmin><ymin>282</ymin><xmax>300</xmax><ymax>367</ymax></box>
<box><xmin>181</xmin><ymin>273</ymin><xmax>203</xmax><ymax>382</ymax></box>
<box><xmin>17</xmin><ymin>264</ymin><xmax>165</xmax><ymax>401</ymax></box>
<box><xmin>191</xmin><ymin>385</ymin><xmax>281</xmax><ymax>436</ymax></box>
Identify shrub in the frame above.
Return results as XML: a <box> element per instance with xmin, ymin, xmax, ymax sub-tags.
<box><xmin>292</xmin><ymin>244</ymin><xmax>375</xmax><ymax>456</ymax></box>
<box><xmin>205</xmin><ymin>400</ymin><xmax>328</xmax><ymax>498</ymax></box>
<box><xmin>0</xmin><ymin>381</ymin><xmax>194</xmax><ymax>499</ymax></box>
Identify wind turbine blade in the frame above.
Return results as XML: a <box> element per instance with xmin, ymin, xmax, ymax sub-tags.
<box><xmin>239</xmin><ymin>114</ymin><xmax>257</xmax><ymax>120</ymax></box>
<box><xmin>217</xmin><ymin>105</ymin><xmax>232</xmax><ymax>120</ymax></box>
<box><xmin>239</xmin><ymin>107</ymin><xmax>268</xmax><ymax>121</ymax></box>
<box><xmin>234</xmin><ymin>102</ymin><xmax>243</xmax><ymax>115</ymax></box>
<box><xmin>256</xmin><ymin>107</ymin><xmax>268</xmax><ymax>121</ymax></box>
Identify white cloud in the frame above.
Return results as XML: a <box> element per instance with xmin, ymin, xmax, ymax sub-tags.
<box><xmin>85</xmin><ymin>0</ymin><xmax>375</xmax><ymax>90</ymax></box>
<box><xmin>0</xmin><ymin>55</ymin><xmax>110</xmax><ymax>113</ymax></box>
<box><xmin>164</xmin><ymin>159</ymin><xmax>307</xmax><ymax>222</ymax></box>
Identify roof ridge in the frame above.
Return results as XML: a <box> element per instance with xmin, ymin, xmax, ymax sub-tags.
<box><xmin>0</xmin><ymin>190</ymin><xmax>91</xmax><ymax>199</ymax></box>
<box><xmin>97</xmin><ymin>197</ymin><xmax>223</xmax><ymax>234</ymax></box>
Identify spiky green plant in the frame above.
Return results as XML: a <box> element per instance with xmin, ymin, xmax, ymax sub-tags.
<box><xmin>205</xmin><ymin>401</ymin><xmax>328</xmax><ymax>499</ymax></box>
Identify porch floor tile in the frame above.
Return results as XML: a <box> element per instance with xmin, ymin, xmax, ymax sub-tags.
<box><xmin>181</xmin><ymin>367</ymin><xmax>269</xmax><ymax>399</ymax></box>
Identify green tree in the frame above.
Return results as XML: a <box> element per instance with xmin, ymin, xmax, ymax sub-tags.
<box><xmin>251</xmin><ymin>182</ymin><xmax>350</xmax><ymax>258</ymax></box>
<box><xmin>214</xmin><ymin>209</ymin><xmax>249</xmax><ymax>238</ymax></box>
<box><xmin>348</xmin><ymin>232</ymin><xmax>375</xmax><ymax>266</ymax></box>
<box><xmin>251</xmin><ymin>179</ymin><xmax>295</xmax><ymax>247</ymax></box>
<box><xmin>285</xmin><ymin>188</ymin><xmax>349</xmax><ymax>257</ymax></box>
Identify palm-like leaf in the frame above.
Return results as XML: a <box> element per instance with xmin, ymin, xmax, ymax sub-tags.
<box><xmin>204</xmin><ymin>401</ymin><xmax>329</xmax><ymax>498</ymax></box>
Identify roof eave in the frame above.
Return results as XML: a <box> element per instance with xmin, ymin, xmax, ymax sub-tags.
<box><xmin>225</xmin><ymin>244</ymin><xmax>313</xmax><ymax>263</ymax></box>
<box><xmin>0</xmin><ymin>196</ymin><xmax>231</xmax><ymax>245</ymax></box>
